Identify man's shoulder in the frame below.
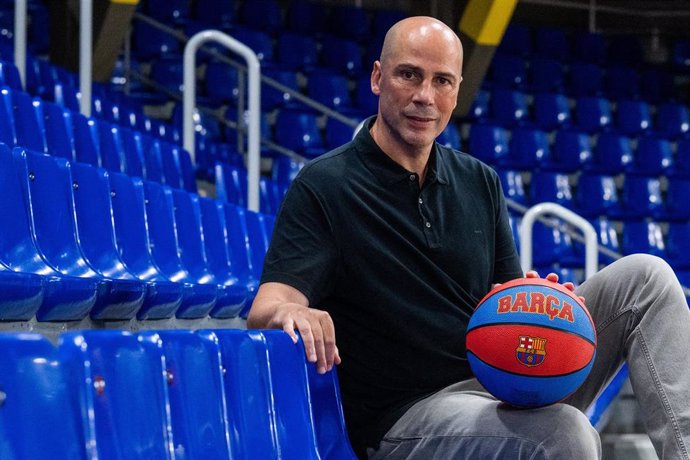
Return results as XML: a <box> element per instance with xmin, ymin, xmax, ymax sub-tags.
<box><xmin>438</xmin><ymin>144</ymin><xmax>498</xmax><ymax>178</ymax></box>
<box><xmin>297</xmin><ymin>142</ymin><xmax>357</xmax><ymax>183</ymax></box>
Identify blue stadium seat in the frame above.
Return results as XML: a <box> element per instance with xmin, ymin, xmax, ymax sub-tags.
<box><xmin>272</xmin><ymin>155</ymin><xmax>305</xmax><ymax>193</ymax></box>
<box><xmin>531</xmin><ymin>221</ymin><xmax>576</xmax><ymax>267</ymax></box>
<box><xmin>11</xmin><ymin>89</ymin><xmax>47</xmax><ymax>152</ymax></box>
<box><xmin>275</xmin><ymin>108</ymin><xmax>326</xmax><ymax>158</ymax></box>
<box><xmin>0</xmin><ymin>333</ymin><xmax>84</xmax><ymax>459</ymax></box>
<box><xmin>574</xmin><ymin>96</ymin><xmax>612</xmax><ymax>133</ymax></box>
<box><xmin>150</xmin><ymin>57</ymin><xmax>184</xmax><ymax>94</ymax></box>
<box><xmin>222</xmin><ymin>203</ymin><xmax>260</xmax><ymax>303</ymax></box>
<box><xmin>605</xmin><ymin>66</ymin><xmax>640</xmax><ymax>100</ymax></box>
<box><xmin>133</xmin><ymin>20</ymin><xmax>180</xmax><ymax>60</ymax></box>
<box><xmin>436</xmin><ymin>122</ymin><xmax>462</xmax><ymax>150</ymax></box>
<box><xmin>287</xmin><ymin>0</ymin><xmax>329</xmax><ymax>34</ymax></box>
<box><xmin>97</xmin><ymin>121</ymin><xmax>125</xmax><ymax>173</ymax></box>
<box><xmin>529</xmin><ymin>171</ymin><xmax>574</xmax><ymax>209</ymax></box>
<box><xmin>142</xmin><ymin>330</ymin><xmax>233</xmax><ymax>457</ymax></box>
<box><xmin>143</xmin><ymin>137</ymin><xmax>165</xmax><ymax>183</ymax></box>
<box><xmin>640</xmin><ymin>67</ymin><xmax>676</xmax><ymax>103</ymax></box>
<box><xmin>552</xmin><ymin>128</ymin><xmax>593</xmax><ymax>173</ymax></box>
<box><xmin>504</xmin><ymin>126</ymin><xmax>551</xmax><ymax>170</ymax></box>
<box><xmin>0</xmin><ymin>86</ymin><xmax>16</xmax><ymax>147</ymax></box>
<box><xmin>0</xmin><ymin>60</ymin><xmax>22</xmax><ymax>90</ymax></box>
<box><xmin>618</xmin><ymin>175</ymin><xmax>663</xmax><ymax>220</ymax></box>
<box><xmin>240</xmin><ymin>0</ymin><xmax>283</xmax><ymax>32</ymax></box>
<box><xmin>533</xmin><ymin>92</ymin><xmax>572</xmax><ymax>131</ymax></box>
<box><xmin>307</xmin><ymin>70</ymin><xmax>353</xmax><ymax>110</ymax></box>
<box><xmin>615</xmin><ymin>99</ymin><xmax>652</xmax><ymax>136</ymax></box>
<box><xmin>58</xmin><ymin>330</ymin><xmax>174</xmax><ymax>459</ymax></box>
<box><xmin>664</xmin><ymin>177</ymin><xmax>690</xmax><ymax>221</ymax></box>
<box><xmin>119</xmin><ymin>127</ymin><xmax>145</xmax><ymax>178</ymax></box>
<box><xmin>534</xmin><ymin>27</ymin><xmax>569</xmax><ymax>60</ymax></box>
<box><xmin>263</xmin><ymin>64</ymin><xmax>301</xmax><ymax>110</ymax></box>
<box><xmin>572</xmin><ymin>217</ymin><xmax>620</xmax><ymax>266</ymax></box>
<box><xmin>306</xmin><ymin>362</ymin><xmax>359</xmax><ymax>459</ymax></box>
<box><xmin>203</xmin><ymin>61</ymin><xmax>239</xmax><ymax>105</ymax></box>
<box><xmin>16</xmin><ymin>149</ymin><xmax>145</xmax><ymax>320</ymax></box>
<box><xmin>42</xmin><ymin>101</ymin><xmax>76</xmax><ymax>161</ymax></box>
<box><xmin>508</xmin><ymin>213</ymin><xmax>521</xmax><ymax>254</ymax></box>
<box><xmin>199</xmin><ymin>197</ymin><xmax>250</xmax><ymax>318</ymax></box>
<box><xmin>215</xmin><ymin>162</ymin><xmax>245</xmax><ymax>207</ymax></box>
<box><xmin>666</xmin><ymin>223</ymin><xmax>690</xmax><ymax>270</ymax></box>
<box><xmin>145</xmin><ymin>0</ymin><xmax>189</xmax><ymax>24</ymax></box>
<box><xmin>656</xmin><ymin>102</ymin><xmax>690</xmax><ymax>139</ymax></box>
<box><xmin>488</xmin><ymin>54</ymin><xmax>527</xmax><ymax>89</ymax></box>
<box><xmin>326</xmin><ymin>117</ymin><xmax>358</xmax><ymax>150</ymax></box>
<box><xmin>497</xmin><ymin>24</ymin><xmax>532</xmax><ymax>57</ymax></box>
<box><xmin>278</xmin><ymin>32</ymin><xmax>319</xmax><ymax>71</ymax></box>
<box><xmin>230</xmin><ymin>26</ymin><xmax>274</xmax><ymax>63</ymax></box>
<box><xmin>321</xmin><ymin>36</ymin><xmax>363</xmax><ymax>77</ymax></box>
<box><xmin>209</xmin><ymin>329</ymin><xmax>321</xmax><ymax>459</ymax></box>
<box><xmin>467</xmin><ymin>122</ymin><xmax>509</xmax><ymax>165</ymax></box>
<box><xmin>330</xmin><ymin>5</ymin><xmax>371</xmax><ymax>41</ymax></box>
<box><xmin>0</xmin><ymin>144</ymin><xmax>96</xmax><ymax>321</ymax></box>
<box><xmin>496</xmin><ymin>168</ymin><xmax>527</xmax><ymax>207</ymax></box>
<box><xmin>670</xmin><ymin>138</ymin><xmax>690</xmax><ymax>178</ymax></box>
<box><xmin>530</xmin><ymin>58</ymin><xmax>565</xmax><ymax>93</ymax></box>
<box><xmin>629</xmin><ymin>135</ymin><xmax>673</xmax><ymax>176</ymax></box>
<box><xmin>355</xmin><ymin>75</ymin><xmax>378</xmax><ymax>115</ymax></box>
<box><xmin>621</xmin><ymin>221</ymin><xmax>666</xmax><ymax>258</ymax></box>
<box><xmin>51</xmin><ymin>82</ymin><xmax>81</xmax><ymax>112</ymax></box>
<box><xmin>72</xmin><ymin>113</ymin><xmax>101</xmax><ymax>167</ymax></box>
<box><xmin>590</xmin><ymin>132</ymin><xmax>633</xmax><ymax>174</ymax></box>
<box><xmin>193</xmin><ymin>0</ymin><xmax>236</xmax><ymax>27</ymax></box>
<box><xmin>574</xmin><ymin>172</ymin><xmax>620</xmax><ymax>218</ymax></box>
<box><xmin>572</xmin><ymin>31</ymin><xmax>606</xmax><ymax>64</ymax></box>
<box><xmin>465</xmin><ymin>89</ymin><xmax>490</xmax><ymax>121</ymax></box>
<box><xmin>108</xmin><ymin>172</ymin><xmax>184</xmax><ymax>319</ymax></box>
<box><xmin>143</xmin><ymin>181</ymin><xmax>218</xmax><ymax>318</ymax></box>
<box><xmin>172</xmin><ymin>189</ymin><xmax>247</xmax><ymax>317</ymax></box>
<box><xmin>159</xmin><ymin>141</ymin><xmax>183</xmax><ymax>189</ymax></box>
<box><xmin>490</xmin><ymin>88</ymin><xmax>529</xmax><ymax>126</ymax></box>
<box><xmin>568</xmin><ymin>63</ymin><xmax>603</xmax><ymax>97</ymax></box>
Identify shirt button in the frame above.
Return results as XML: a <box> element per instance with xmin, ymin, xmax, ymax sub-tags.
<box><xmin>425</xmin><ymin>222</ymin><xmax>431</xmax><ymax>228</ymax></box>
<box><xmin>418</xmin><ymin>197</ymin><xmax>423</xmax><ymax>204</ymax></box>
<box><xmin>409</xmin><ymin>174</ymin><xmax>416</xmax><ymax>181</ymax></box>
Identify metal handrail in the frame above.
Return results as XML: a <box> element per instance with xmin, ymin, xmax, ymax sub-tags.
<box><xmin>14</xmin><ymin>0</ymin><xmax>27</xmax><ymax>88</ymax></box>
<box><xmin>519</xmin><ymin>202</ymin><xmax>599</xmax><ymax>280</ymax></box>
<box><xmin>184</xmin><ymin>30</ymin><xmax>261</xmax><ymax>212</ymax></box>
<box><xmin>79</xmin><ymin>0</ymin><xmax>93</xmax><ymax>117</ymax></box>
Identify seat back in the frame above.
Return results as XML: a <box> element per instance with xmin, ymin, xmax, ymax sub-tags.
<box><xmin>143</xmin><ymin>138</ymin><xmax>165</xmax><ymax>183</ymax></box>
<box><xmin>505</xmin><ymin>126</ymin><xmax>551</xmax><ymax>169</ymax></box>
<box><xmin>468</xmin><ymin>123</ymin><xmax>509</xmax><ymax>165</ymax></box>
<box><xmin>199</xmin><ymin>197</ymin><xmax>236</xmax><ymax>284</ymax></box>
<box><xmin>534</xmin><ymin>92</ymin><xmax>571</xmax><ymax>131</ymax></box>
<box><xmin>591</xmin><ymin>132</ymin><xmax>633</xmax><ymax>174</ymax></box>
<box><xmin>171</xmin><ymin>189</ymin><xmax>213</xmax><ymax>282</ymax></box>
<box><xmin>575</xmin><ymin>173</ymin><xmax>620</xmax><ymax>218</ymax></box>
<box><xmin>632</xmin><ymin>135</ymin><xmax>673</xmax><ymax>176</ymax></box>
<box><xmin>0</xmin><ymin>87</ymin><xmax>17</xmax><ymax>146</ymax></box>
<box><xmin>496</xmin><ymin>169</ymin><xmax>527</xmax><ymax>206</ymax></box>
<box><xmin>108</xmin><ymin>173</ymin><xmax>166</xmax><ymax>281</ymax></box>
<box><xmin>616</xmin><ymin>99</ymin><xmax>652</xmax><ymax>136</ymax></box>
<box><xmin>622</xmin><ymin>221</ymin><xmax>666</xmax><ymax>257</ymax></box>
<box><xmin>120</xmin><ymin>128</ymin><xmax>146</xmax><ymax>178</ymax></box>
<box><xmin>11</xmin><ymin>89</ymin><xmax>47</xmax><ymax>153</ymax></box>
<box><xmin>13</xmin><ymin>148</ymin><xmax>99</xmax><ymax>278</ymax></box>
<box><xmin>143</xmin><ymin>330</ymin><xmax>232</xmax><ymax>458</ymax></box>
<box><xmin>553</xmin><ymin>129</ymin><xmax>592</xmax><ymax>172</ymax></box>
<box><xmin>307</xmin><ymin>71</ymin><xmax>353</xmax><ymax>110</ymax></box>
<box><xmin>97</xmin><ymin>121</ymin><xmax>125</xmax><ymax>173</ymax></box>
<box><xmin>43</xmin><ymin>101</ymin><xmax>76</xmax><ymax>161</ymax></box>
<box><xmin>71</xmin><ymin>162</ymin><xmax>137</xmax><ymax>280</ymax></box>
<box><xmin>72</xmin><ymin>113</ymin><xmax>101</xmax><ymax>167</ymax></box>
<box><xmin>619</xmin><ymin>175</ymin><xmax>663</xmax><ymax>220</ymax></box>
<box><xmin>575</xmin><ymin>96</ymin><xmax>611</xmax><ymax>133</ymax></box>
<box><xmin>58</xmin><ymin>330</ymin><xmax>174</xmax><ymax>460</ymax></box>
<box><xmin>666</xmin><ymin>223</ymin><xmax>690</xmax><ymax>269</ymax></box>
<box><xmin>0</xmin><ymin>333</ymin><xmax>85</xmax><ymax>460</ymax></box>
<box><xmin>665</xmin><ymin>177</ymin><xmax>690</xmax><ymax>220</ymax></box>
<box><xmin>530</xmin><ymin>171</ymin><xmax>574</xmax><ymax>209</ymax></box>
<box><xmin>490</xmin><ymin>88</ymin><xmax>529</xmax><ymax>126</ymax></box>
<box><xmin>222</xmin><ymin>203</ymin><xmax>258</xmax><ymax>291</ymax></box>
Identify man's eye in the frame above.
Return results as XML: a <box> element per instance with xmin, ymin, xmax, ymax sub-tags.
<box><xmin>402</xmin><ymin>71</ymin><xmax>415</xmax><ymax>79</ymax></box>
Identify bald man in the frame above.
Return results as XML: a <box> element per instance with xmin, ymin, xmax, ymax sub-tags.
<box><xmin>248</xmin><ymin>16</ymin><xmax>690</xmax><ymax>459</ymax></box>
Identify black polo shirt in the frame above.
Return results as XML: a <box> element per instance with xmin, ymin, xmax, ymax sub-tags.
<box><xmin>261</xmin><ymin>117</ymin><xmax>523</xmax><ymax>456</ymax></box>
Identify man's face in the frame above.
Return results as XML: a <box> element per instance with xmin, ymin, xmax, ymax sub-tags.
<box><xmin>371</xmin><ymin>24</ymin><xmax>462</xmax><ymax>153</ymax></box>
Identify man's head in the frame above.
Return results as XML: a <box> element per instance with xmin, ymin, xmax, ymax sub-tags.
<box><xmin>370</xmin><ymin>16</ymin><xmax>463</xmax><ymax>157</ymax></box>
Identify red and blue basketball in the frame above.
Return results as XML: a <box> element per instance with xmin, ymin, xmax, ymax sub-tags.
<box><xmin>466</xmin><ymin>278</ymin><xmax>597</xmax><ymax>408</ymax></box>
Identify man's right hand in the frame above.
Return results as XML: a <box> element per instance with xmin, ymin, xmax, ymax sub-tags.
<box><xmin>247</xmin><ymin>282</ymin><xmax>341</xmax><ymax>374</ymax></box>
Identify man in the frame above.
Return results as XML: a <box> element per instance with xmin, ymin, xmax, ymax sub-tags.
<box><xmin>248</xmin><ymin>16</ymin><xmax>690</xmax><ymax>459</ymax></box>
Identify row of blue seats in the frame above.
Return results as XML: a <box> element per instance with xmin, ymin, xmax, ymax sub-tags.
<box><xmin>468</xmin><ymin>123</ymin><xmax>690</xmax><ymax>176</ymax></box>
<box><xmin>0</xmin><ymin>144</ymin><xmax>271</xmax><ymax>322</ymax></box>
<box><xmin>0</xmin><ymin>328</ymin><xmax>356</xmax><ymax>459</ymax></box>
<box><xmin>498</xmin><ymin>23</ymin><xmax>690</xmax><ymax>71</ymax></box>
<box><xmin>511</xmin><ymin>214</ymin><xmax>690</xmax><ymax>272</ymax></box>
<box><xmin>0</xmin><ymin>85</ymin><xmax>196</xmax><ymax>193</ymax></box>
<box><xmin>487</xmin><ymin>54</ymin><xmax>678</xmax><ymax>102</ymax></box>
<box><xmin>501</xmin><ymin>169</ymin><xmax>690</xmax><ymax>221</ymax></box>
<box><xmin>470</xmin><ymin>89</ymin><xmax>690</xmax><ymax>138</ymax></box>
<box><xmin>139</xmin><ymin>0</ymin><xmax>404</xmax><ymax>43</ymax></box>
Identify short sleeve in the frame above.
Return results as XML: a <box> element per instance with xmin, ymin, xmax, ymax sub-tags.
<box><xmin>260</xmin><ymin>177</ymin><xmax>338</xmax><ymax>305</ymax></box>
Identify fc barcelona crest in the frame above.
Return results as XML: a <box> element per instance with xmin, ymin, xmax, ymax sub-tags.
<box><xmin>516</xmin><ymin>335</ymin><xmax>547</xmax><ymax>367</ymax></box>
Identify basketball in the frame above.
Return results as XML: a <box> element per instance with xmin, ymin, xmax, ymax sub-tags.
<box><xmin>466</xmin><ymin>278</ymin><xmax>597</xmax><ymax>408</ymax></box>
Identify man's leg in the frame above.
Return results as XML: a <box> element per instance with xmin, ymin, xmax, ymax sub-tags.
<box><xmin>567</xmin><ymin>254</ymin><xmax>690</xmax><ymax>459</ymax></box>
<box><xmin>369</xmin><ymin>380</ymin><xmax>601</xmax><ymax>459</ymax></box>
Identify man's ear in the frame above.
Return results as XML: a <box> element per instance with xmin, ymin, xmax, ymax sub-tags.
<box><xmin>371</xmin><ymin>61</ymin><xmax>382</xmax><ymax>96</ymax></box>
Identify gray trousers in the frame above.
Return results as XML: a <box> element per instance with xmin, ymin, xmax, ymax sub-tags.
<box><xmin>370</xmin><ymin>254</ymin><xmax>690</xmax><ymax>459</ymax></box>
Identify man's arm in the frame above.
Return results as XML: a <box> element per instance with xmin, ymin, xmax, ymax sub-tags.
<box><xmin>247</xmin><ymin>282</ymin><xmax>341</xmax><ymax>374</ymax></box>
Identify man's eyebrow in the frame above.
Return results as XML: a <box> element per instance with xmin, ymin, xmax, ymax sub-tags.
<box><xmin>394</xmin><ymin>63</ymin><xmax>458</xmax><ymax>82</ymax></box>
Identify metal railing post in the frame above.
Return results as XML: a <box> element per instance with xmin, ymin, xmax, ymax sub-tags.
<box><xmin>184</xmin><ymin>30</ymin><xmax>261</xmax><ymax>212</ymax></box>
<box><xmin>80</xmin><ymin>0</ymin><xmax>93</xmax><ymax>117</ymax></box>
<box><xmin>14</xmin><ymin>0</ymin><xmax>27</xmax><ymax>88</ymax></box>
<box><xmin>519</xmin><ymin>202</ymin><xmax>599</xmax><ymax>280</ymax></box>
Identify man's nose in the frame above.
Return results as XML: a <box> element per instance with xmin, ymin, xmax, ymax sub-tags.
<box><xmin>412</xmin><ymin>80</ymin><xmax>434</xmax><ymax>104</ymax></box>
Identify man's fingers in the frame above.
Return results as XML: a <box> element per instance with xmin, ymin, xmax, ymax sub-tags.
<box><xmin>319</xmin><ymin>314</ymin><xmax>337</xmax><ymax>372</ymax></box>
<box><xmin>563</xmin><ymin>281</ymin><xmax>575</xmax><ymax>292</ymax></box>
<box><xmin>525</xmin><ymin>270</ymin><xmax>540</xmax><ymax>278</ymax></box>
<box><xmin>545</xmin><ymin>272</ymin><xmax>559</xmax><ymax>283</ymax></box>
<box><xmin>292</xmin><ymin>316</ymin><xmax>318</xmax><ymax>363</ymax></box>
<box><xmin>282</xmin><ymin>319</ymin><xmax>299</xmax><ymax>344</ymax></box>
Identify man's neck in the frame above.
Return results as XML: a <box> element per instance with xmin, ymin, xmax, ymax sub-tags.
<box><xmin>370</xmin><ymin>121</ymin><xmax>432</xmax><ymax>183</ymax></box>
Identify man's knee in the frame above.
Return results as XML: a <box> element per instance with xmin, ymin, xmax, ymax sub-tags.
<box><xmin>539</xmin><ymin>404</ymin><xmax>601</xmax><ymax>459</ymax></box>
<box><xmin>613</xmin><ymin>253</ymin><xmax>675</xmax><ymax>284</ymax></box>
